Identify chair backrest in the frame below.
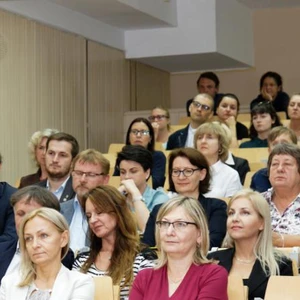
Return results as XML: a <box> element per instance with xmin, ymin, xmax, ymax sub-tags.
<box><xmin>249</xmin><ymin>161</ymin><xmax>266</xmax><ymax>172</ymax></box>
<box><xmin>102</xmin><ymin>153</ymin><xmax>117</xmax><ymax>175</ymax></box>
<box><xmin>108</xmin><ymin>143</ymin><xmax>125</xmax><ymax>154</ymax></box>
<box><xmin>243</xmin><ymin>171</ymin><xmax>256</xmax><ymax>188</ymax></box>
<box><xmin>178</xmin><ymin>116</ymin><xmax>190</xmax><ymax>125</ymax></box>
<box><xmin>227</xmin><ymin>275</ymin><xmax>247</xmax><ymax>300</ymax></box>
<box><xmin>264</xmin><ymin>276</ymin><xmax>300</xmax><ymax>300</ymax></box>
<box><xmin>93</xmin><ymin>276</ymin><xmax>115</xmax><ymax>300</ymax></box>
<box><xmin>230</xmin><ymin>148</ymin><xmax>269</xmax><ymax>163</ymax></box>
<box><xmin>170</xmin><ymin>125</ymin><xmax>186</xmax><ymax>132</ymax></box>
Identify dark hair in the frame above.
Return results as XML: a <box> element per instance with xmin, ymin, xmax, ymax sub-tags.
<box><xmin>10</xmin><ymin>186</ymin><xmax>60</xmax><ymax>211</ymax></box>
<box><xmin>46</xmin><ymin>132</ymin><xmax>79</xmax><ymax>159</ymax></box>
<box><xmin>197</xmin><ymin>72</ymin><xmax>220</xmax><ymax>88</ymax></box>
<box><xmin>125</xmin><ymin>118</ymin><xmax>155</xmax><ymax>152</ymax></box>
<box><xmin>168</xmin><ymin>148</ymin><xmax>210</xmax><ymax>194</ymax></box>
<box><xmin>216</xmin><ymin>93</ymin><xmax>240</xmax><ymax>111</ymax></box>
<box><xmin>116</xmin><ymin>145</ymin><xmax>153</xmax><ymax>172</ymax></box>
<box><xmin>259</xmin><ymin>71</ymin><xmax>283</xmax><ymax>91</ymax></box>
<box><xmin>249</xmin><ymin>102</ymin><xmax>282</xmax><ymax>139</ymax></box>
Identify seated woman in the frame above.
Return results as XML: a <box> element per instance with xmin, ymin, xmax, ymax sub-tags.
<box><xmin>19</xmin><ymin>128</ymin><xmax>59</xmax><ymax>188</ymax></box>
<box><xmin>194</xmin><ymin>122</ymin><xmax>242</xmax><ymax>198</ymax></box>
<box><xmin>216</xmin><ymin>93</ymin><xmax>249</xmax><ymax>142</ymax></box>
<box><xmin>142</xmin><ymin>147</ymin><xmax>227</xmax><ymax>249</ymax></box>
<box><xmin>130</xmin><ymin>196</ymin><xmax>228</xmax><ymax>300</ymax></box>
<box><xmin>208</xmin><ymin>189</ymin><xmax>293</xmax><ymax>300</ymax></box>
<box><xmin>287</xmin><ymin>93</ymin><xmax>300</xmax><ymax>141</ymax></box>
<box><xmin>114</xmin><ymin>117</ymin><xmax>166</xmax><ymax>189</ymax></box>
<box><xmin>148</xmin><ymin>106</ymin><xmax>172</xmax><ymax>149</ymax></box>
<box><xmin>250</xmin><ymin>71</ymin><xmax>289</xmax><ymax>117</ymax></box>
<box><xmin>0</xmin><ymin>207</ymin><xmax>94</xmax><ymax>299</ymax></box>
<box><xmin>240</xmin><ymin>102</ymin><xmax>281</xmax><ymax>148</ymax></box>
<box><xmin>73</xmin><ymin>185</ymin><xmax>154</xmax><ymax>300</ymax></box>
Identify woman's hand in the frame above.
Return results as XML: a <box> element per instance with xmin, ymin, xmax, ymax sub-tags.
<box><xmin>261</xmin><ymin>87</ymin><xmax>273</xmax><ymax>101</ymax></box>
<box><xmin>151</xmin><ymin>122</ymin><xmax>159</xmax><ymax>140</ymax></box>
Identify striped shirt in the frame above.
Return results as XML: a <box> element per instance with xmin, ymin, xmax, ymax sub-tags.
<box><xmin>72</xmin><ymin>252</ymin><xmax>155</xmax><ymax>300</ymax></box>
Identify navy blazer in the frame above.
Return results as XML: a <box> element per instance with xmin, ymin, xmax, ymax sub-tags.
<box><xmin>142</xmin><ymin>194</ymin><xmax>227</xmax><ymax>248</ymax></box>
<box><xmin>166</xmin><ymin>125</ymin><xmax>189</xmax><ymax>150</ymax></box>
<box><xmin>250</xmin><ymin>167</ymin><xmax>271</xmax><ymax>193</ymax></box>
<box><xmin>37</xmin><ymin>176</ymin><xmax>75</xmax><ymax>203</ymax></box>
<box><xmin>208</xmin><ymin>248</ymin><xmax>293</xmax><ymax>300</ymax></box>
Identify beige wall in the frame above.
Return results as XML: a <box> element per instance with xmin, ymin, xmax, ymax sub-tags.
<box><xmin>170</xmin><ymin>7</ymin><xmax>300</xmax><ymax>111</ymax></box>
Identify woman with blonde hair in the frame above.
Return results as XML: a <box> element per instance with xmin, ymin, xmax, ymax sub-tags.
<box><xmin>0</xmin><ymin>207</ymin><xmax>94</xmax><ymax>299</ymax></box>
<box><xmin>208</xmin><ymin>189</ymin><xmax>293</xmax><ymax>300</ymax></box>
<box><xmin>130</xmin><ymin>196</ymin><xmax>228</xmax><ymax>299</ymax></box>
<box><xmin>194</xmin><ymin>121</ymin><xmax>242</xmax><ymax>198</ymax></box>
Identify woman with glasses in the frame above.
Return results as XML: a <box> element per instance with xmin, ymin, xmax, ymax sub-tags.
<box><xmin>208</xmin><ymin>189</ymin><xmax>293</xmax><ymax>300</ymax></box>
<box><xmin>142</xmin><ymin>147</ymin><xmax>227</xmax><ymax>249</ymax></box>
<box><xmin>148</xmin><ymin>106</ymin><xmax>172</xmax><ymax>149</ymax></box>
<box><xmin>73</xmin><ymin>185</ymin><xmax>154</xmax><ymax>300</ymax></box>
<box><xmin>114</xmin><ymin>117</ymin><xmax>166</xmax><ymax>189</ymax></box>
<box><xmin>130</xmin><ymin>196</ymin><xmax>228</xmax><ymax>300</ymax></box>
<box><xmin>194</xmin><ymin>122</ymin><xmax>242</xmax><ymax>198</ymax></box>
<box><xmin>240</xmin><ymin>102</ymin><xmax>282</xmax><ymax>148</ymax></box>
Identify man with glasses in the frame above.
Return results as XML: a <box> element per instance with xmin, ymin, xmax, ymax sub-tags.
<box><xmin>167</xmin><ymin>93</ymin><xmax>214</xmax><ymax>150</ymax></box>
<box><xmin>61</xmin><ymin>149</ymin><xmax>110</xmax><ymax>253</ymax></box>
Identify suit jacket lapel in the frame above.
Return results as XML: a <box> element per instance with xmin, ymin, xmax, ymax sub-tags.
<box><xmin>247</xmin><ymin>259</ymin><xmax>268</xmax><ymax>296</ymax></box>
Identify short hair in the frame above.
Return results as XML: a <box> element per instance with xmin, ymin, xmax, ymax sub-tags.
<box><xmin>155</xmin><ymin>196</ymin><xmax>211</xmax><ymax>268</ymax></box>
<box><xmin>168</xmin><ymin>148</ymin><xmax>210</xmax><ymax>194</ymax></box>
<box><xmin>46</xmin><ymin>132</ymin><xmax>79</xmax><ymax>159</ymax></box>
<box><xmin>151</xmin><ymin>106</ymin><xmax>171</xmax><ymax>131</ymax></box>
<box><xmin>28</xmin><ymin>129</ymin><xmax>59</xmax><ymax>167</ymax></box>
<box><xmin>197</xmin><ymin>72</ymin><xmax>220</xmax><ymax>89</ymax></box>
<box><xmin>125</xmin><ymin>118</ymin><xmax>155</xmax><ymax>152</ymax></box>
<box><xmin>216</xmin><ymin>93</ymin><xmax>240</xmax><ymax>111</ymax></box>
<box><xmin>80</xmin><ymin>185</ymin><xmax>139</xmax><ymax>286</ymax></box>
<box><xmin>194</xmin><ymin>93</ymin><xmax>215</xmax><ymax>111</ymax></box>
<box><xmin>10</xmin><ymin>186</ymin><xmax>60</xmax><ymax>211</ymax></box>
<box><xmin>116</xmin><ymin>145</ymin><xmax>153</xmax><ymax>173</ymax></box>
<box><xmin>222</xmin><ymin>189</ymin><xmax>283</xmax><ymax>276</ymax></box>
<box><xmin>18</xmin><ymin>207</ymin><xmax>69</xmax><ymax>286</ymax></box>
<box><xmin>259</xmin><ymin>71</ymin><xmax>283</xmax><ymax>90</ymax></box>
<box><xmin>71</xmin><ymin>149</ymin><xmax>110</xmax><ymax>175</ymax></box>
<box><xmin>194</xmin><ymin>122</ymin><xmax>230</xmax><ymax>162</ymax></box>
<box><xmin>268</xmin><ymin>143</ymin><xmax>300</xmax><ymax>174</ymax></box>
<box><xmin>250</xmin><ymin>102</ymin><xmax>282</xmax><ymax>139</ymax></box>
<box><xmin>267</xmin><ymin>126</ymin><xmax>297</xmax><ymax>145</ymax></box>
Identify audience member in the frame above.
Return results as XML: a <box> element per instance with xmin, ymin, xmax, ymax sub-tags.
<box><xmin>250</xmin><ymin>126</ymin><xmax>297</xmax><ymax>192</ymax></box>
<box><xmin>208</xmin><ymin>189</ymin><xmax>293</xmax><ymax>300</ymax></box>
<box><xmin>73</xmin><ymin>185</ymin><xmax>154</xmax><ymax>299</ymax></box>
<box><xmin>148</xmin><ymin>106</ymin><xmax>172</xmax><ymax>149</ymax></box>
<box><xmin>262</xmin><ymin>143</ymin><xmax>300</xmax><ymax>247</ymax></box>
<box><xmin>130</xmin><ymin>196</ymin><xmax>228</xmax><ymax>300</ymax></box>
<box><xmin>37</xmin><ymin>132</ymin><xmax>79</xmax><ymax>202</ymax></box>
<box><xmin>194</xmin><ymin>122</ymin><xmax>242</xmax><ymax>198</ymax></box>
<box><xmin>19</xmin><ymin>128</ymin><xmax>59</xmax><ymax>188</ymax></box>
<box><xmin>216</xmin><ymin>93</ymin><xmax>249</xmax><ymax>141</ymax></box>
<box><xmin>186</xmin><ymin>72</ymin><xmax>223</xmax><ymax>116</ymax></box>
<box><xmin>0</xmin><ymin>207</ymin><xmax>94</xmax><ymax>299</ymax></box>
<box><xmin>240</xmin><ymin>102</ymin><xmax>281</xmax><ymax>148</ymax></box>
<box><xmin>167</xmin><ymin>93</ymin><xmax>214</xmax><ymax>150</ymax></box>
<box><xmin>250</xmin><ymin>71</ymin><xmax>289</xmax><ymax>117</ymax></box>
<box><xmin>114</xmin><ymin>117</ymin><xmax>165</xmax><ymax>189</ymax></box>
<box><xmin>61</xmin><ymin>149</ymin><xmax>110</xmax><ymax>254</ymax></box>
<box><xmin>0</xmin><ymin>186</ymin><xmax>74</xmax><ymax>284</ymax></box>
<box><xmin>287</xmin><ymin>93</ymin><xmax>300</xmax><ymax>140</ymax></box>
<box><xmin>116</xmin><ymin>145</ymin><xmax>168</xmax><ymax>232</ymax></box>
<box><xmin>142</xmin><ymin>148</ymin><xmax>227</xmax><ymax>249</ymax></box>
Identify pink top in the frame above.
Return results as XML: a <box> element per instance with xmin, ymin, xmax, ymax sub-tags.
<box><xmin>129</xmin><ymin>263</ymin><xmax>228</xmax><ymax>300</ymax></box>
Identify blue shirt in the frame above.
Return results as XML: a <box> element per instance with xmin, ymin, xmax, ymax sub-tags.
<box><xmin>142</xmin><ymin>185</ymin><xmax>168</xmax><ymax>212</ymax></box>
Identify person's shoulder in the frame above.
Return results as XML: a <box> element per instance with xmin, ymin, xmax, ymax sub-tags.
<box><xmin>207</xmin><ymin>248</ymin><xmax>233</xmax><ymax>260</ymax></box>
<box><xmin>200</xmin><ymin>194</ymin><xmax>227</xmax><ymax>208</ymax></box>
<box><xmin>193</xmin><ymin>262</ymin><xmax>228</xmax><ymax>276</ymax></box>
<box><xmin>153</xmin><ymin>151</ymin><xmax>166</xmax><ymax>160</ymax></box>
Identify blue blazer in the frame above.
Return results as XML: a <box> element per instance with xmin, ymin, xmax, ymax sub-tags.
<box><xmin>166</xmin><ymin>125</ymin><xmax>189</xmax><ymax>150</ymax></box>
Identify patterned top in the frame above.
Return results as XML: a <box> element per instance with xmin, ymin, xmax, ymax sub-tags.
<box><xmin>26</xmin><ymin>284</ymin><xmax>51</xmax><ymax>300</ymax></box>
<box><xmin>72</xmin><ymin>252</ymin><xmax>155</xmax><ymax>300</ymax></box>
<box><xmin>262</xmin><ymin>188</ymin><xmax>300</xmax><ymax>234</ymax></box>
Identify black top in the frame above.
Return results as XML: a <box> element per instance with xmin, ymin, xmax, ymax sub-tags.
<box><xmin>142</xmin><ymin>194</ymin><xmax>227</xmax><ymax>248</ymax></box>
<box><xmin>236</xmin><ymin>121</ymin><xmax>249</xmax><ymax>140</ymax></box>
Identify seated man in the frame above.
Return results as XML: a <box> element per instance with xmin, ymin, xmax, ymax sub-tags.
<box><xmin>262</xmin><ymin>143</ymin><xmax>300</xmax><ymax>247</ymax></box>
<box><xmin>116</xmin><ymin>145</ymin><xmax>168</xmax><ymax>232</ymax></box>
<box><xmin>251</xmin><ymin>126</ymin><xmax>297</xmax><ymax>192</ymax></box>
<box><xmin>0</xmin><ymin>186</ymin><xmax>74</xmax><ymax>283</ymax></box>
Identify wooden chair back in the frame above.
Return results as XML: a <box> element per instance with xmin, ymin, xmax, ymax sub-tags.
<box><xmin>102</xmin><ymin>153</ymin><xmax>117</xmax><ymax>175</ymax></box>
<box><xmin>243</xmin><ymin>171</ymin><xmax>255</xmax><ymax>188</ymax></box>
<box><xmin>178</xmin><ymin>116</ymin><xmax>190</xmax><ymax>125</ymax></box>
<box><xmin>93</xmin><ymin>276</ymin><xmax>120</xmax><ymax>300</ymax></box>
<box><xmin>227</xmin><ymin>275</ymin><xmax>247</xmax><ymax>300</ymax></box>
<box><xmin>108</xmin><ymin>143</ymin><xmax>125</xmax><ymax>154</ymax></box>
<box><xmin>230</xmin><ymin>148</ymin><xmax>268</xmax><ymax>163</ymax></box>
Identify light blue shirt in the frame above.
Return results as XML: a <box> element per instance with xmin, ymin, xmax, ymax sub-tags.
<box><xmin>143</xmin><ymin>185</ymin><xmax>169</xmax><ymax>211</ymax></box>
<box><xmin>46</xmin><ymin>176</ymin><xmax>70</xmax><ymax>200</ymax></box>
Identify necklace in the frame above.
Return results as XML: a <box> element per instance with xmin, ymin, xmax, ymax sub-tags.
<box><xmin>235</xmin><ymin>256</ymin><xmax>255</xmax><ymax>264</ymax></box>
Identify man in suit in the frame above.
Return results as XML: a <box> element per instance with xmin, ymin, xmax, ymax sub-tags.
<box><xmin>167</xmin><ymin>93</ymin><xmax>214</xmax><ymax>150</ymax></box>
<box><xmin>60</xmin><ymin>149</ymin><xmax>110</xmax><ymax>253</ymax></box>
<box><xmin>37</xmin><ymin>132</ymin><xmax>79</xmax><ymax>202</ymax></box>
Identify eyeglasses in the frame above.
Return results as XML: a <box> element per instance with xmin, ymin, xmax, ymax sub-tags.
<box><xmin>192</xmin><ymin>101</ymin><xmax>211</xmax><ymax>111</ymax></box>
<box><xmin>171</xmin><ymin>168</ymin><xmax>200</xmax><ymax>177</ymax></box>
<box><xmin>156</xmin><ymin>221</ymin><xmax>197</xmax><ymax>231</ymax></box>
<box><xmin>72</xmin><ymin>170</ymin><xmax>105</xmax><ymax>179</ymax></box>
<box><xmin>148</xmin><ymin>115</ymin><xmax>168</xmax><ymax>122</ymax></box>
<box><xmin>130</xmin><ymin>129</ymin><xmax>150</xmax><ymax>136</ymax></box>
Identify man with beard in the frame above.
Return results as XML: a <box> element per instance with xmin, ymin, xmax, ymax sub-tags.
<box><xmin>60</xmin><ymin>149</ymin><xmax>110</xmax><ymax>253</ymax></box>
<box><xmin>37</xmin><ymin>132</ymin><xmax>79</xmax><ymax>202</ymax></box>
